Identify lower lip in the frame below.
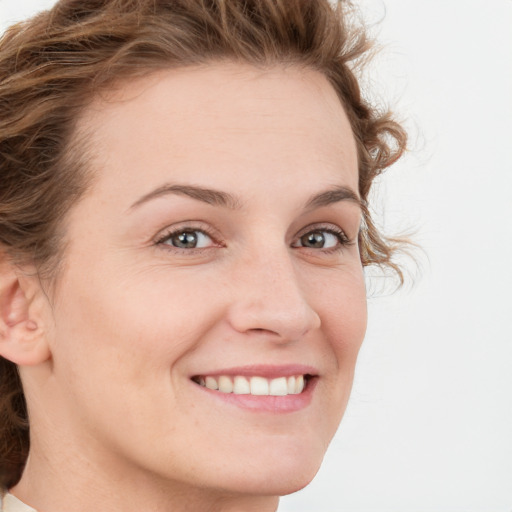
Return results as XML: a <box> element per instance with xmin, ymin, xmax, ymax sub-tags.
<box><xmin>193</xmin><ymin>377</ymin><xmax>318</xmax><ymax>413</ymax></box>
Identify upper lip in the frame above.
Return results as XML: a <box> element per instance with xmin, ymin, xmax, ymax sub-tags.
<box><xmin>191</xmin><ymin>364</ymin><xmax>319</xmax><ymax>379</ymax></box>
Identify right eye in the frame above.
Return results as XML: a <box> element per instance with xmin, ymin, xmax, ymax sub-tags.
<box><xmin>158</xmin><ymin>228</ymin><xmax>215</xmax><ymax>250</ymax></box>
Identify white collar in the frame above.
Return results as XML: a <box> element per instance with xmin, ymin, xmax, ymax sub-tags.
<box><xmin>1</xmin><ymin>494</ymin><xmax>37</xmax><ymax>512</ymax></box>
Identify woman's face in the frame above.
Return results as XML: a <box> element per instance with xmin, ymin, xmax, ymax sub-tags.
<box><xmin>40</xmin><ymin>64</ymin><xmax>366</xmax><ymax>497</ymax></box>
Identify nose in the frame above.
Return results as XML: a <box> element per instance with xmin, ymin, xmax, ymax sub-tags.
<box><xmin>226</xmin><ymin>251</ymin><xmax>321</xmax><ymax>343</ymax></box>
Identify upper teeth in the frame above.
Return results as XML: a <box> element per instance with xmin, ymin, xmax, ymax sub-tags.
<box><xmin>197</xmin><ymin>375</ymin><xmax>306</xmax><ymax>396</ymax></box>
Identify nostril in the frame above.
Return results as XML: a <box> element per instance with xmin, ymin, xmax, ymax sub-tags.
<box><xmin>226</xmin><ymin>294</ymin><xmax>320</xmax><ymax>341</ymax></box>
<box><xmin>248</xmin><ymin>327</ymin><xmax>279</xmax><ymax>335</ymax></box>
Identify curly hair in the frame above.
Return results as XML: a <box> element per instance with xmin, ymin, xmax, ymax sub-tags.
<box><xmin>0</xmin><ymin>0</ymin><xmax>407</xmax><ymax>489</ymax></box>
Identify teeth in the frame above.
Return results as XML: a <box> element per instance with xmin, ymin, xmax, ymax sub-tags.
<box><xmin>196</xmin><ymin>374</ymin><xmax>309</xmax><ymax>396</ymax></box>
<box><xmin>250</xmin><ymin>376</ymin><xmax>269</xmax><ymax>395</ymax></box>
<box><xmin>205</xmin><ymin>376</ymin><xmax>218</xmax><ymax>390</ymax></box>
<box><xmin>287</xmin><ymin>376</ymin><xmax>296</xmax><ymax>394</ymax></box>
<box><xmin>295</xmin><ymin>375</ymin><xmax>305</xmax><ymax>394</ymax></box>
<box><xmin>233</xmin><ymin>376</ymin><xmax>250</xmax><ymax>394</ymax></box>
<box><xmin>269</xmin><ymin>377</ymin><xmax>288</xmax><ymax>396</ymax></box>
<box><xmin>218</xmin><ymin>376</ymin><xmax>233</xmax><ymax>393</ymax></box>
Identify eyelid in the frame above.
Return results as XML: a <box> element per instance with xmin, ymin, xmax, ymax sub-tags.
<box><xmin>295</xmin><ymin>223</ymin><xmax>351</xmax><ymax>240</ymax></box>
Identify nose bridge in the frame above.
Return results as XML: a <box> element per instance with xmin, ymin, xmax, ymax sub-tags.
<box><xmin>227</xmin><ymin>243</ymin><xmax>321</xmax><ymax>341</ymax></box>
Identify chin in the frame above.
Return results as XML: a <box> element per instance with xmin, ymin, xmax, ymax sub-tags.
<box><xmin>269</xmin><ymin>465</ymin><xmax>322</xmax><ymax>496</ymax></box>
<box><xmin>212</xmin><ymin>470</ymin><xmax>321</xmax><ymax>499</ymax></box>
<box><xmin>211</xmin><ymin>441</ymin><xmax>327</xmax><ymax>497</ymax></box>
<box><xmin>239</xmin><ymin>461</ymin><xmax>323</xmax><ymax>497</ymax></box>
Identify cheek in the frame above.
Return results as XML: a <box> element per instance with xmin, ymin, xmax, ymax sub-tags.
<box><xmin>316</xmin><ymin>267</ymin><xmax>367</xmax><ymax>352</ymax></box>
<box><xmin>314</xmin><ymin>269</ymin><xmax>367</xmax><ymax>408</ymax></box>
<box><xmin>46</xmin><ymin>267</ymin><xmax>223</xmax><ymax>449</ymax></box>
<box><xmin>50</xmin><ymin>262</ymin><xmax>230</xmax><ymax>397</ymax></box>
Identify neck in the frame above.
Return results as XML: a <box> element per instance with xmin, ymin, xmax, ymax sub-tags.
<box><xmin>12</xmin><ymin>441</ymin><xmax>280</xmax><ymax>512</ymax></box>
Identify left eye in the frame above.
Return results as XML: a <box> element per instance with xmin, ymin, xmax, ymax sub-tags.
<box><xmin>294</xmin><ymin>229</ymin><xmax>345</xmax><ymax>249</ymax></box>
<box><xmin>160</xmin><ymin>229</ymin><xmax>214</xmax><ymax>249</ymax></box>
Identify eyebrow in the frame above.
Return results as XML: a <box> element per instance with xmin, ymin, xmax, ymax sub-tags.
<box><xmin>129</xmin><ymin>183</ymin><xmax>242</xmax><ymax>211</ymax></box>
<box><xmin>304</xmin><ymin>185</ymin><xmax>363</xmax><ymax>210</ymax></box>
<box><xmin>129</xmin><ymin>183</ymin><xmax>362</xmax><ymax>211</ymax></box>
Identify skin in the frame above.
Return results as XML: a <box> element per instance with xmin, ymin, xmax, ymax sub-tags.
<box><xmin>7</xmin><ymin>63</ymin><xmax>367</xmax><ymax>512</ymax></box>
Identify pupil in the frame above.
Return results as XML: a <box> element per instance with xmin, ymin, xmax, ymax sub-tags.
<box><xmin>303</xmin><ymin>232</ymin><xmax>325</xmax><ymax>248</ymax></box>
<box><xmin>173</xmin><ymin>231</ymin><xmax>197</xmax><ymax>248</ymax></box>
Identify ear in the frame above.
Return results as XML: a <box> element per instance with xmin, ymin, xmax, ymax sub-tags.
<box><xmin>0</xmin><ymin>257</ymin><xmax>51</xmax><ymax>366</ymax></box>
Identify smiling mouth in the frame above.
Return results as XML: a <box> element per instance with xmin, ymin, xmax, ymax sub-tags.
<box><xmin>191</xmin><ymin>374</ymin><xmax>313</xmax><ymax>396</ymax></box>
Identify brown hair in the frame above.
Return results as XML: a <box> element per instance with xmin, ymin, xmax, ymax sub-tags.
<box><xmin>0</xmin><ymin>0</ymin><xmax>407</xmax><ymax>489</ymax></box>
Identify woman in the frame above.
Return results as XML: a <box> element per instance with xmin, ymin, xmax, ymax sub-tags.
<box><xmin>0</xmin><ymin>1</ymin><xmax>406</xmax><ymax>510</ymax></box>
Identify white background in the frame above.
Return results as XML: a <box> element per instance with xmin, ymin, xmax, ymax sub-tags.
<box><xmin>1</xmin><ymin>1</ymin><xmax>511</xmax><ymax>511</ymax></box>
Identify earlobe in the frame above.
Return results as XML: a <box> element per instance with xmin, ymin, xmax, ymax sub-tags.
<box><xmin>0</xmin><ymin>259</ymin><xmax>51</xmax><ymax>366</ymax></box>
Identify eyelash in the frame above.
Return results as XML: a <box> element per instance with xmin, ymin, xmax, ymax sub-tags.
<box><xmin>154</xmin><ymin>224</ymin><xmax>353</xmax><ymax>253</ymax></box>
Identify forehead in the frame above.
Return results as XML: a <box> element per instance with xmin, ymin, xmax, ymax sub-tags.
<box><xmin>75</xmin><ymin>63</ymin><xmax>359</xmax><ymax>202</ymax></box>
